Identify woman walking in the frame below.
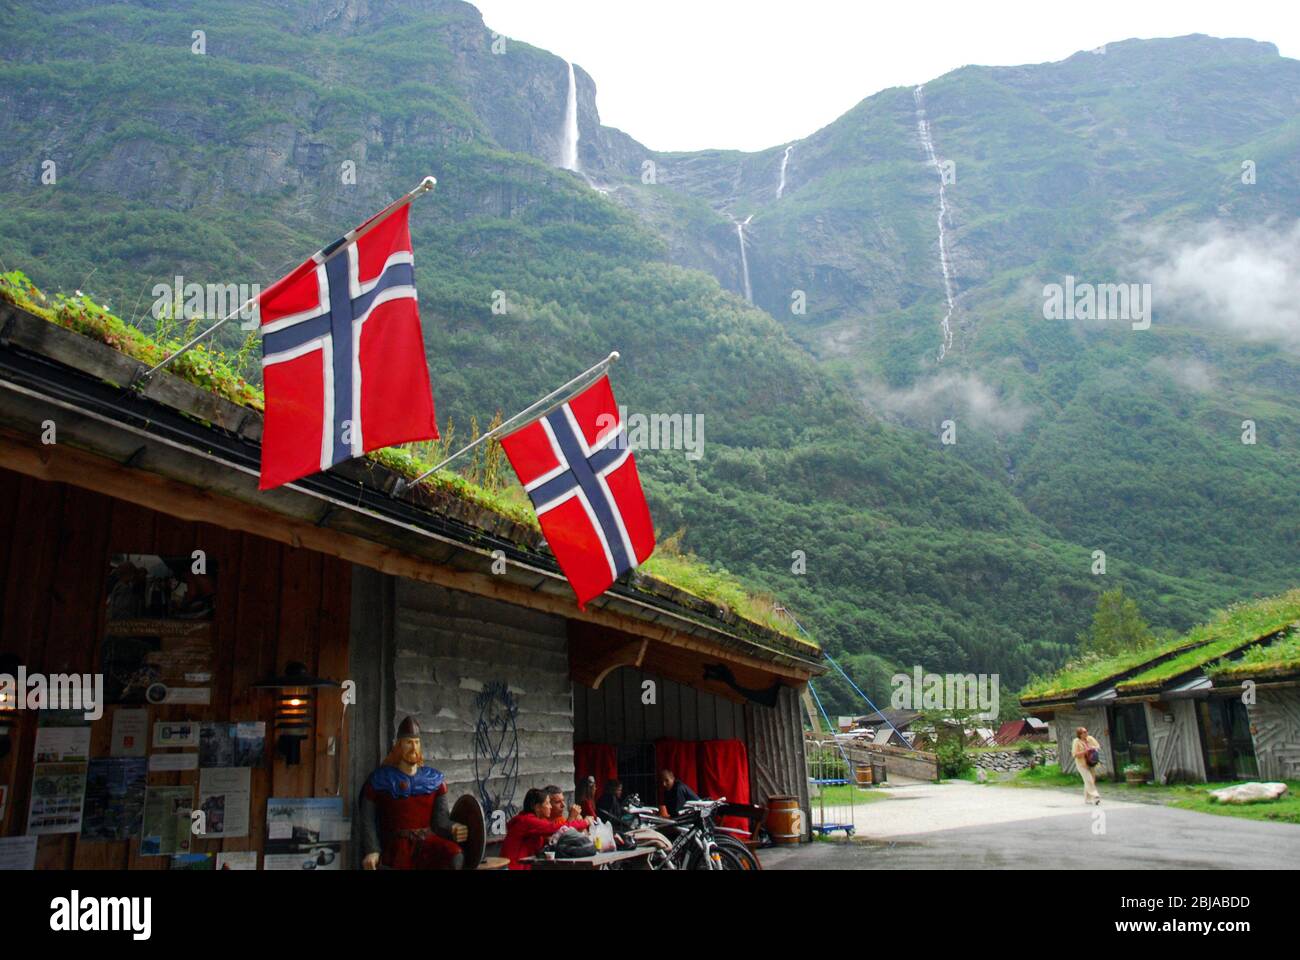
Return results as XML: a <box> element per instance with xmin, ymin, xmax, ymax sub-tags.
<box><xmin>1071</xmin><ymin>725</ymin><xmax>1102</xmax><ymax>805</ymax></box>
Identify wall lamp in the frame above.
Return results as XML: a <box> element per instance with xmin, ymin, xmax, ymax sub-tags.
<box><xmin>253</xmin><ymin>661</ymin><xmax>340</xmax><ymax>765</ymax></box>
<box><xmin>0</xmin><ymin>654</ymin><xmax>20</xmax><ymax>759</ymax></box>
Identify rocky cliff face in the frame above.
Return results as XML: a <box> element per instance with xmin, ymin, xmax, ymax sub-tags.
<box><xmin>2</xmin><ymin>2</ymin><xmax>1298</xmax><ymax>703</ymax></box>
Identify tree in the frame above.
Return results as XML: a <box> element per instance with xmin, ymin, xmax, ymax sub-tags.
<box><xmin>1077</xmin><ymin>587</ymin><xmax>1153</xmax><ymax>658</ymax></box>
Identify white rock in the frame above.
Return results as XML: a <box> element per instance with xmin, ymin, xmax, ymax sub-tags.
<box><xmin>1209</xmin><ymin>782</ymin><xmax>1289</xmax><ymax>804</ymax></box>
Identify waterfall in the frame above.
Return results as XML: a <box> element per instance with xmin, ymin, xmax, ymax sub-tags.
<box><xmin>735</xmin><ymin>215</ymin><xmax>754</xmax><ymax>302</ymax></box>
<box><xmin>562</xmin><ymin>61</ymin><xmax>580</xmax><ymax>172</ymax></box>
<box><xmin>913</xmin><ymin>84</ymin><xmax>956</xmax><ymax>361</ymax></box>
<box><xmin>776</xmin><ymin>145</ymin><xmax>793</xmax><ymax>199</ymax></box>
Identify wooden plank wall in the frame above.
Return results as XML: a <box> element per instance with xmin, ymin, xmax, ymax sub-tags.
<box><xmin>745</xmin><ymin>684</ymin><xmax>810</xmax><ymax>816</ymax></box>
<box><xmin>573</xmin><ymin>665</ymin><xmax>748</xmax><ymax>747</ymax></box>
<box><xmin>0</xmin><ymin>466</ymin><xmax>351</xmax><ymax>869</ymax></box>
<box><xmin>1248</xmin><ymin>689</ymin><xmax>1300</xmax><ymax>780</ymax></box>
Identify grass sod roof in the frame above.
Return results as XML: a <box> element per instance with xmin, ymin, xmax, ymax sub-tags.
<box><xmin>1019</xmin><ymin>589</ymin><xmax>1300</xmax><ymax>704</ymax></box>
<box><xmin>0</xmin><ymin>269</ymin><xmax>816</xmax><ymax>650</ymax></box>
<box><xmin>1207</xmin><ymin>623</ymin><xmax>1300</xmax><ymax>683</ymax></box>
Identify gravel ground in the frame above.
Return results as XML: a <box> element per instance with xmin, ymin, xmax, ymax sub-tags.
<box><xmin>758</xmin><ymin>779</ymin><xmax>1300</xmax><ymax>870</ymax></box>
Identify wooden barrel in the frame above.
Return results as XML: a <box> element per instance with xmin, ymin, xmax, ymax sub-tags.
<box><xmin>854</xmin><ymin>762</ymin><xmax>873</xmax><ymax>785</ymax></box>
<box><xmin>766</xmin><ymin>796</ymin><xmax>803</xmax><ymax>845</ymax></box>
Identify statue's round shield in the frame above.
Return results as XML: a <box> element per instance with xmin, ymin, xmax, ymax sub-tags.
<box><xmin>452</xmin><ymin>794</ymin><xmax>486</xmax><ymax>869</ymax></box>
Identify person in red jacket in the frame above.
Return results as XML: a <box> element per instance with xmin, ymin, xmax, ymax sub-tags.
<box><xmin>576</xmin><ymin>776</ymin><xmax>598</xmax><ymax>818</ymax></box>
<box><xmin>502</xmin><ymin>788</ymin><xmax>560</xmax><ymax>870</ymax></box>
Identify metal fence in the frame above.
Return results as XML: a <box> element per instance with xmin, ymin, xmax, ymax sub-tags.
<box><xmin>805</xmin><ymin>739</ymin><xmax>860</xmax><ymax>837</ymax></box>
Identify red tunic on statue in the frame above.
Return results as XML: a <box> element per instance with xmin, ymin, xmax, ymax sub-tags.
<box><xmin>362</xmin><ymin>764</ymin><xmax>462</xmax><ymax>870</ymax></box>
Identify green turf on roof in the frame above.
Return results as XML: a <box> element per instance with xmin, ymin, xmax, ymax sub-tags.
<box><xmin>1020</xmin><ymin>589</ymin><xmax>1300</xmax><ymax>703</ymax></box>
<box><xmin>0</xmin><ymin>269</ymin><xmax>813</xmax><ymax>647</ymax></box>
<box><xmin>1208</xmin><ymin>625</ymin><xmax>1300</xmax><ymax>681</ymax></box>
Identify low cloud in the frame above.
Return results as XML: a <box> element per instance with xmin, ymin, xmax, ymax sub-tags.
<box><xmin>863</xmin><ymin>372</ymin><xmax>1032</xmax><ymax>434</ymax></box>
<box><xmin>1146</xmin><ymin>357</ymin><xmax>1216</xmax><ymax>394</ymax></box>
<box><xmin>1141</xmin><ymin>220</ymin><xmax>1300</xmax><ymax>347</ymax></box>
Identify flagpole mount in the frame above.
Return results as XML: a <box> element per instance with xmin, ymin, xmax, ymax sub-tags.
<box><xmin>394</xmin><ymin>350</ymin><xmax>620</xmax><ymax>497</ymax></box>
<box><xmin>136</xmin><ymin>175</ymin><xmax>440</xmax><ymax>383</ymax></box>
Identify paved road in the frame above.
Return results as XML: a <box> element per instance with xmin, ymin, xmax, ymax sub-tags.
<box><xmin>761</xmin><ymin>780</ymin><xmax>1300</xmax><ymax>870</ymax></box>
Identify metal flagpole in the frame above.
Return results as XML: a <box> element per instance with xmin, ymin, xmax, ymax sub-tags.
<box><xmin>394</xmin><ymin>350</ymin><xmax>620</xmax><ymax>495</ymax></box>
<box><xmin>137</xmin><ymin>176</ymin><xmax>439</xmax><ymax>381</ymax></box>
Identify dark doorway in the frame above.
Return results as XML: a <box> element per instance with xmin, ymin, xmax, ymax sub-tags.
<box><xmin>1108</xmin><ymin>703</ymin><xmax>1152</xmax><ymax>773</ymax></box>
<box><xmin>616</xmin><ymin>742</ymin><xmax>657</xmax><ymax>808</ymax></box>
<box><xmin>1197</xmin><ymin>698</ymin><xmax>1259</xmax><ymax>781</ymax></box>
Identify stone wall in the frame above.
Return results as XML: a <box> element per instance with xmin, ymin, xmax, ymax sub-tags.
<box><xmin>349</xmin><ymin>569</ymin><xmax>577</xmax><ymax>864</ymax></box>
<box><xmin>973</xmin><ymin>746</ymin><xmax>1057</xmax><ymax>773</ymax></box>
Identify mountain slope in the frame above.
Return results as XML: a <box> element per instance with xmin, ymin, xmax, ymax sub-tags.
<box><xmin>0</xmin><ymin>1</ymin><xmax>1291</xmax><ymax>712</ymax></box>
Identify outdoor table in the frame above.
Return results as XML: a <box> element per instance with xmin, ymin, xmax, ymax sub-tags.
<box><xmin>524</xmin><ymin>847</ymin><xmax>655</xmax><ymax>870</ymax></box>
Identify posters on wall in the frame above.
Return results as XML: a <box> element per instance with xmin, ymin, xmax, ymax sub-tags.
<box><xmin>110</xmin><ymin>708</ymin><xmax>149</xmax><ymax>757</ymax></box>
<box><xmin>139</xmin><ymin>785</ymin><xmax>194</xmax><ymax>856</ymax></box>
<box><xmin>26</xmin><ymin>762</ymin><xmax>88</xmax><ymax>835</ymax></box>
<box><xmin>264</xmin><ymin>797</ymin><xmax>345</xmax><ymax>870</ymax></box>
<box><xmin>216</xmin><ymin>850</ymin><xmax>258</xmax><ymax>870</ymax></box>
<box><xmin>148</xmin><ymin>753</ymin><xmax>199</xmax><ymax>772</ymax></box>
<box><xmin>200</xmin><ymin>722</ymin><xmax>266</xmax><ymax>767</ymax></box>
<box><xmin>0</xmin><ymin>836</ymin><xmax>37</xmax><ymax>870</ymax></box>
<box><xmin>170</xmin><ymin>853</ymin><xmax>215</xmax><ymax>871</ymax></box>
<box><xmin>102</xmin><ymin>554</ymin><xmax>216</xmax><ymax>705</ymax></box>
<box><xmin>153</xmin><ymin>720</ymin><xmax>200</xmax><ymax>749</ymax></box>
<box><xmin>34</xmin><ymin>712</ymin><xmax>92</xmax><ymax>762</ymax></box>
<box><xmin>197</xmin><ymin>768</ymin><xmax>250</xmax><ymax>839</ymax></box>
<box><xmin>80</xmin><ymin>757</ymin><xmax>148</xmax><ymax>841</ymax></box>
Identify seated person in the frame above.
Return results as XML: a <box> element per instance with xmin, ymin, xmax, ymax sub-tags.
<box><xmin>659</xmin><ymin>768</ymin><xmax>700</xmax><ymax>818</ymax></box>
<box><xmin>545</xmin><ymin>784</ymin><xmax>589</xmax><ymax>831</ymax></box>
<box><xmin>576</xmin><ymin>775</ymin><xmax>598</xmax><ymax>818</ymax></box>
<box><xmin>596</xmin><ymin>778</ymin><xmax>627</xmax><ymax>826</ymax></box>
<box><xmin>501</xmin><ymin>788</ymin><xmax>559</xmax><ymax>870</ymax></box>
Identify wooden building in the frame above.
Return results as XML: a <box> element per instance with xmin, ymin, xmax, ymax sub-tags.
<box><xmin>1021</xmin><ymin>610</ymin><xmax>1299</xmax><ymax>784</ymax></box>
<box><xmin>0</xmin><ymin>300</ymin><xmax>821</xmax><ymax>869</ymax></box>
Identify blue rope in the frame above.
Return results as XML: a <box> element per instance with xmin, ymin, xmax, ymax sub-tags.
<box><xmin>779</xmin><ymin>605</ymin><xmax>911</xmax><ymax>749</ymax></box>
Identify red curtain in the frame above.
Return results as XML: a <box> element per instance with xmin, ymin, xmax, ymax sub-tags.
<box><xmin>654</xmin><ymin>738</ymin><xmax>700</xmax><ymax>798</ymax></box>
<box><xmin>573</xmin><ymin>742</ymin><xmax>618</xmax><ymax>792</ymax></box>
<box><xmin>698</xmin><ymin>739</ymin><xmax>752</xmax><ymax>838</ymax></box>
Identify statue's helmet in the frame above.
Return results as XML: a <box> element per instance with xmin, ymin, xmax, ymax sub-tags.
<box><xmin>396</xmin><ymin>716</ymin><xmax>421</xmax><ymax>741</ymax></box>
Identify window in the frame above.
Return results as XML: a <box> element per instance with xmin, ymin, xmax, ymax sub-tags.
<box><xmin>1108</xmin><ymin>703</ymin><xmax>1152</xmax><ymax>772</ymax></box>
<box><xmin>1197</xmin><ymin>698</ymin><xmax>1259</xmax><ymax>781</ymax></box>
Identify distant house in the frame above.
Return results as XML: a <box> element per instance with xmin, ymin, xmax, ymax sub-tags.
<box><xmin>854</xmin><ymin>708</ymin><xmax>921</xmax><ymax>734</ymax></box>
<box><xmin>994</xmin><ymin>718</ymin><xmax>1050</xmax><ymax>745</ymax></box>
<box><xmin>1021</xmin><ymin>594</ymin><xmax>1300</xmax><ymax>783</ymax></box>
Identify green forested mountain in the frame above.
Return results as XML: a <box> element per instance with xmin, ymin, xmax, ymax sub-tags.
<box><xmin>1</xmin><ymin>0</ymin><xmax>1295</xmax><ymax>712</ymax></box>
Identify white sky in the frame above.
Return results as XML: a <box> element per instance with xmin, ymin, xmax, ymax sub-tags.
<box><xmin>471</xmin><ymin>0</ymin><xmax>1300</xmax><ymax>152</ymax></box>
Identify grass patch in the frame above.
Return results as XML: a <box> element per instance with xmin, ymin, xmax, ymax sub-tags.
<box><xmin>1021</xmin><ymin>589</ymin><xmax>1300</xmax><ymax>703</ymax></box>
<box><xmin>999</xmin><ymin>767</ymin><xmax>1300</xmax><ymax>824</ymax></box>
<box><xmin>1208</xmin><ymin>624</ymin><xmax>1300</xmax><ymax>681</ymax></box>
<box><xmin>1117</xmin><ymin>592</ymin><xmax>1300</xmax><ymax>693</ymax></box>
<box><xmin>0</xmin><ymin>269</ymin><xmax>808</xmax><ymax>642</ymax></box>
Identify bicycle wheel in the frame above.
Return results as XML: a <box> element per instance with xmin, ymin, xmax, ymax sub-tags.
<box><xmin>715</xmin><ymin>836</ymin><xmax>761</xmax><ymax>871</ymax></box>
<box><xmin>682</xmin><ymin>841</ymin><xmax>726</xmax><ymax>870</ymax></box>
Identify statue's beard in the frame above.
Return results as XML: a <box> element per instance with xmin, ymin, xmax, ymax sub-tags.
<box><xmin>386</xmin><ymin>741</ymin><xmax>423</xmax><ymax>769</ymax></box>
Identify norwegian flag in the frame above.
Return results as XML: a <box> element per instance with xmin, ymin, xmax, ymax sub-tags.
<box><xmin>257</xmin><ymin>203</ymin><xmax>437</xmax><ymax>490</ymax></box>
<box><xmin>500</xmin><ymin>375</ymin><xmax>656</xmax><ymax>608</ymax></box>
